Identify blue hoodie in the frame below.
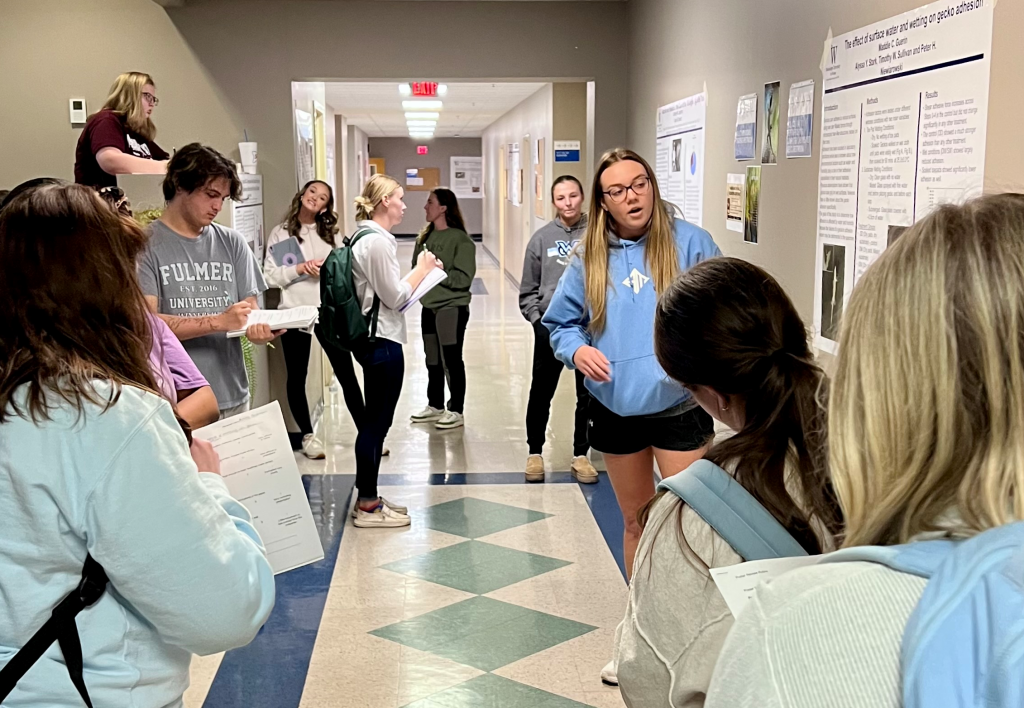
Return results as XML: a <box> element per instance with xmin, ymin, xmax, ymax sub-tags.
<box><xmin>543</xmin><ymin>218</ymin><xmax>721</xmax><ymax>417</ymax></box>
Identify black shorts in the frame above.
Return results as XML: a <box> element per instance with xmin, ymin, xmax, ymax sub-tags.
<box><xmin>588</xmin><ymin>398</ymin><xmax>714</xmax><ymax>456</ymax></box>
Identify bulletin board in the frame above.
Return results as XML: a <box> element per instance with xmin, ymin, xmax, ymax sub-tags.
<box><xmin>405</xmin><ymin>167</ymin><xmax>440</xmax><ymax>192</ymax></box>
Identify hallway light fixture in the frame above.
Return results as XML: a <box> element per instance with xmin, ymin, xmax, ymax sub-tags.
<box><xmin>402</xmin><ymin>100</ymin><xmax>442</xmax><ymax>111</ymax></box>
<box><xmin>437</xmin><ymin>84</ymin><xmax>448</xmax><ymax>96</ymax></box>
<box><xmin>409</xmin><ymin>131</ymin><xmax>434</xmax><ymax>139</ymax></box>
<box><xmin>398</xmin><ymin>83</ymin><xmax>412</xmax><ymax>96</ymax></box>
<box><xmin>406</xmin><ymin>120</ymin><xmax>437</xmax><ymax>128</ymax></box>
<box><xmin>405</xmin><ymin>112</ymin><xmax>440</xmax><ymax>120</ymax></box>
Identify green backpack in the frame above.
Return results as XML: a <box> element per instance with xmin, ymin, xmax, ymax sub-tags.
<box><xmin>317</xmin><ymin>228</ymin><xmax>380</xmax><ymax>352</ymax></box>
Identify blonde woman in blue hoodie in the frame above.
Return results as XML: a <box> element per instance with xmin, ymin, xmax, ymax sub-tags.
<box><xmin>544</xmin><ymin>149</ymin><xmax>721</xmax><ymax>590</ymax></box>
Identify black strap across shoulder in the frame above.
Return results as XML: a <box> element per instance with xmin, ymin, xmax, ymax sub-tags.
<box><xmin>0</xmin><ymin>556</ymin><xmax>108</xmax><ymax>706</ymax></box>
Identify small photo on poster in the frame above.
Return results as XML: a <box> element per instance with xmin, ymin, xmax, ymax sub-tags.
<box><xmin>821</xmin><ymin>244</ymin><xmax>846</xmax><ymax>342</ymax></box>
<box><xmin>762</xmin><ymin>81</ymin><xmax>781</xmax><ymax>165</ymax></box>
<box><xmin>671</xmin><ymin>138</ymin><xmax>682</xmax><ymax>173</ymax></box>
<box><xmin>744</xmin><ymin>166</ymin><xmax>761</xmax><ymax>244</ymax></box>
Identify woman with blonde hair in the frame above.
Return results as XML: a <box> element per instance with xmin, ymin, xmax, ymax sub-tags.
<box><xmin>75</xmin><ymin>71</ymin><xmax>169</xmax><ymax>188</ymax></box>
<box><xmin>544</xmin><ymin>148</ymin><xmax>721</xmax><ymax>584</ymax></box>
<box><xmin>320</xmin><ymin>174</ymin><xmax>442</xmax><ymax>528</ymax></box>
<box><xmin>706</xmin><ymin>193</ymin><xmax>1024</xmax><ymax>708</ymax></box>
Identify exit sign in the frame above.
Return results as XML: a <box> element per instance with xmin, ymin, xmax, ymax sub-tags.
<box><xmin>417</xmin><ymin>145</ymin><xmax>429</xmax><ymax>155</ymax></box>
<box><xmin>412</xmin><ymin>82</ymin><xmax>439</xmax><ymax>97</ymax></box>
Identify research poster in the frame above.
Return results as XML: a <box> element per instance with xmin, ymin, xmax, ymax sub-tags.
<box><xmin>656</xmin><ymin>91</ymin><xmax>707</xmax><ymax>226</ymax></box>
<box><xmin>786</xmin><ymin>80</ymin><xmax>815</xmax><ymax>158</ymax></box>
<box><xmin>734</xmin><ymin>93</ymin><xmax>758</xmax><ymax>161</ymax></box>
<box><xmin>450</xmin><ymin>156</ymin><xmax>482</xmax><ymax>199</ymax></box>
<box><xmin>727</xmin><ymin>173</ymin><xmax>745</xmax><ymax>232</ymax></box>
<box><xmin>762</xmin><ymin>81</ymin><xmax>781</xmax><ymax>165</ymax></box>
<box><xmin>812</xmin><ymin>0</ymin><xmax>993</xmax><ymax>353</ymax></box>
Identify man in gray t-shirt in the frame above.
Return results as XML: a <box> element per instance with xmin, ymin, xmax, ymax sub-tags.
<box><xmin>139</xmin><ymin>143</ymin><xmax>278</xmax><ymax>417</ymax></box>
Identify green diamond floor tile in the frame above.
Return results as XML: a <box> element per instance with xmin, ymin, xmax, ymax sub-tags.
<box><xmin>370</xmin><ymin>596</ymin><xmax>595</xmax><ymax>672</ymax></box>
<box><xmin>402</xmin><ymin>674</ymin><xmax>593</xmax><ymax>707</ymax></box>
<box><xmin>421</xmin><ymin>497</ymin><xmax>552</xmax><ymax>539</ymax></box>
<box><xmin>381</xmin><ymin>540</ymin><xmax>572</xmax><ymax>594</ymax></box>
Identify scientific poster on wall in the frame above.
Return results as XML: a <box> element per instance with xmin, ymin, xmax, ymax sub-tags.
<box><xmin>656</xmin><ymin>91</ymin><xmax>706</xmax><ymax>226</ymax></box>
<box><xmin>812</xmin><ymin>0</ymin><xmax>993</xmax><ymax>353</ymax></box>
<box><xmin>786</xmin><ymin>80</ymin><xmax>815</xmax><ymax>158</ymax></box>
<box><xmin>734</xmin><ymin>93</ymin><xmax>758</xmax><ymax>161</ymax></box>
<box><xmin>744</xmin><ymin>166</ymin><xmax>761</xmax><ymax>244</ymax></box>
<box><xmin>294</xmin><ymin>109</ymin><xmax>315</xmax><ymax>187</ymax></box>
<box><xmin>726</xmin><ymin>173</ymin><xmax>745</xmax><ymax>232</ymax></box>
<box><xmin>509</xmin><ymin>143</ymin><xmax>522</xmax><ymax>206</ymax></box>
<box><xmin>762</xmin><ymin>82</ymin><xmax>781</xmax><ymax>165</ymax></box>
<box><xmin>450</xmin><ymin>156</ymin><xmax>483</xmax><ymax>199</ymax></box>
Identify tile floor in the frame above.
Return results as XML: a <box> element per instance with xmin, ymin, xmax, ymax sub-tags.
<box><xmin>185</xmin><ymin>244</ymin><xmax>627</xmax><ymax>708</ymax></box>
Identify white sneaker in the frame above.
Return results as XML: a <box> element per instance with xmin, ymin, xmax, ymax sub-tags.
<box><xmin>353</xmin><ymin>501</ymin><xmax>411</xmax><ymax>528</ymax></box>
<box><xmin>601</xmin><ymin>659</ymin><xmax>618</xmax><ymax>687</ymax></box>
<box><xmin>301</xmin><ymin>434</ymin><xmax>325</xmax><ymax>460</ymax></box>
<box><xmin>435</xmin><ymin>411</ymin><xmax>465</xmax><ymax>430</ymax></box>
<box><xmin>411</xmin><ymin>406</ymin><xmax>444</xmax><ymax>423</ymax></box>
<box><xmin>351</xmin><ymin>497</ymin><xmax>408</xmax><ymax>518</ymax></box>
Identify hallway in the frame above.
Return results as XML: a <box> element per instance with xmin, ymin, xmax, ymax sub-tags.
<box><xmin>186</xmin><ymin>244</ymin><xmax>628</xmax><ymax>708</ymax></box>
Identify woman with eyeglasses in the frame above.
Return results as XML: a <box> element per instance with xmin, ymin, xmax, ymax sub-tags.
<box><xmin>74</xmin><ymin>72</ymin><xmax>169</xmax><ymax>189</ymax></box>
<box><xmin>544</xmin><ymin>148</ymin><xmax>721</xmax><ymax>683</ymax></box>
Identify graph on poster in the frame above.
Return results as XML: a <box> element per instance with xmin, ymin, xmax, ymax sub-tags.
<box><xmin>656</xmin><ymin>91</ymin><xmax>706</xmax><ymax>227</ymax></box>
<box><xmin>812</xmin><ymin>0</ymin><xmax>993</xmax><ymax>353</ymax></box>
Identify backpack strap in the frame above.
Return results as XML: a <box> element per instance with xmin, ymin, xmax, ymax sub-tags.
<box><xmin>0</xmin><ymin>554</ymin><xmax>107</xmax><ymax>707</ymax></box>
<box><xmin>657</xmin><ymin>459</ymin><xmax>807</xmax><ymax>561</ymax></box>
<box><xmin>346</xmin><ymin>228</ymin><xmax>382</xmax><ymax>342</ymax></box>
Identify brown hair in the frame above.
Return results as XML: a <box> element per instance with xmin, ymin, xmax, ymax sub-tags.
<box><xmin>832</xmin><ymin>193</ymin><xmax>1024</xmax><ymax>547</ymax></box>
<box><xmin>417</xmin><ymin>188</ymin><xmax>467</xmax><ymax>245</ymax></box>
<box><xmin>283</xmin><ymin>180</ymin><xmax>338</xmax><ymax>246</ymax></box>
<box><xmin>102</xmin><ymin>72</ymin><xmax>157</xmax><ymax>141</ymax></box>
<box><xmin>162</xmin><ymin>143</ymin><xmax>242</xmax><ymax>202</ymax></box>
<box><xmin>0</xmin><ymin>183</ymin><xmax>157</xmax><ymax>422</ymax></box>
<box><xmin>644</xmin><ymin>258</ymin><xmax>840</xmax><ymax>569</ymax></box>
<box><xmin>581</xmin><ymin>149</ymin><xmax>678</xmax><ymax>333</ymax></box>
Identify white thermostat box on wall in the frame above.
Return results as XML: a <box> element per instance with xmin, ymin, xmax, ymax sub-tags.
<box><xmin>70</xmin><ymin>98</ymin><xmax>87</xmax><ymax>124</ymax></box>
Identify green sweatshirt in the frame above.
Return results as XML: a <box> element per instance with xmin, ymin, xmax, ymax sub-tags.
<box><xmin>411</xmin><ymin>227</ymin><xmax>477</xmax><ymax>310</ymax></box>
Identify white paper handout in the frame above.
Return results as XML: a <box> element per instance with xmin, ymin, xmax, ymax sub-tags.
<box><xmin>710</xmin><ymin>555</ymin><xmax>824</xmax><ymax>617</ymax></box>
<box><xmin>193</xmin><ymin>401</ymin><xmax>325</xmax><ymax>574</ymax></box>
<box><xmin>227</xmin><ymin>306</ymin><xmax>319</xmax><ymax>338</ymax></box>
<box><xmin>398</xmin><ymin>268</ymin><xmax>448</xmax><ymax>313</ymax></box>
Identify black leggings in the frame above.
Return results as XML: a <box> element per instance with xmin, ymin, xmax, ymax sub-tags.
<box><xmin>422</xmin><ymin>306</ymin><xmax>470</xmax><ymax>414</ymax></box>
<box><xmin>281</xmin><ymin>330</ymin><xmax>314</xmax><ymax>441</ymax></box>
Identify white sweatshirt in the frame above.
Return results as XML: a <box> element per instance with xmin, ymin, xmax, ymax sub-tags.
<box><xmin>263</xmin><ymin>223</ymin><xmax>336</xmax><ymax>310</ymax></box>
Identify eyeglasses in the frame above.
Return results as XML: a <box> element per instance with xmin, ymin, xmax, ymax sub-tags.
<box><xmin>97</xmin><ymin>186</ymin><xmax>133</xmax><ymax>216</ymax></box>
<box><xmin>141</xmin><ymin>92</ymin><xmax>159</xmax><ymax>107</ymax></box>
<box><xmin>602</xmin><ymin>176</ymin><xmax>651</xmax><ymax>204</ymax></box>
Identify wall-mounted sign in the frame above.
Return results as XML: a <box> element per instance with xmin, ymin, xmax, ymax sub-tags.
<box><xmin>554</xmin><ymin>140</ymin><xmax>581</xmax><ymax>162</ymax></box>
<box><xmin>417</xmin><ymin>145</ymin><xmax>429</xmax><ymax>155</ymax></box>
<box><xmin>412</xmin><ymin>82</ymin><xmax>438</xmax><ymax>97</ymax></box>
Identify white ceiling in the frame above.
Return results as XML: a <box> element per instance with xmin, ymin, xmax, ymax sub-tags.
<box><xmin>325</xmin><ymin>82</ymin><xmax>547</xmax><ymax>138</ymax></box>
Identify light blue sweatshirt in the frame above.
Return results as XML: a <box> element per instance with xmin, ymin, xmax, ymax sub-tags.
<box><xmin>0</xmin><ymin>383</ymin><xmax>276</xmax><ymax>707</ymax></box>
<box><xmin>543</xmin><ymin>218</ymin><xmax>721</xmax><ymax>417</ymax></box>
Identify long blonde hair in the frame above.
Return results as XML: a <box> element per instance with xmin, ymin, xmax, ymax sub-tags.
<box><xmin>355</xmin><ymin>173</ymin><xmax>401</xmax><ymax>221</ymax></box>
<box><xmin>581</xmin><ymin>149</ymin><xmax>678</xmax><ymax>333</ymax></box>
<box><xmin>831</xmin><ymin>193</ymin><xmax>1024</xmax><ymax>547</ymax></box>
<box><xmin>102</xmin><ymin>72</ymin><xmax>157</xmax><ymax>141</ymax></box>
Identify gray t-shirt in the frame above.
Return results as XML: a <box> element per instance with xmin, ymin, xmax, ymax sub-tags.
<box><xmin>139</xmin><ymin>220</ymin><xmax>266</xmax><ymax>409</ymax></box>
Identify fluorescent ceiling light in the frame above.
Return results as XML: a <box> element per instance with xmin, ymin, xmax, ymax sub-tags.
<box><xmin>406</xmin><ymin>120</ymin><xmax>437</xmax><ymax>128</ymax></box>
<box><xmin>409</xmin><ymin>132</ymin><xmax>434</xmax><ymax>139</ymax></box>
<box><xmin>405</xmin><ymin>112</ymin><xmax>440</xmax><ymax>120</ymax></box>
<box><xmin>402</xmin><ymin>100</ymin><xmax>442</xmax><ymax>110</ymax></box>
<box><xmin>398</xmin><ymin>83</ymin><xmax>411</xmax><ymax>96</ymax></box>
<box><xmin>437</xmin><ymin>84</ymin><xmax>448</xmax><ymax>96</ymax></box>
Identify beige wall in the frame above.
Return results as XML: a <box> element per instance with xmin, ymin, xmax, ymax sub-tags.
<box><xmin>368</xmin><ymin>138</ymin><xmax>484</xmax><ymax>237</ymax></box>
<box><xmin>551</xmin><ymin>82</ymin><xmax>591</xmax><ymax>221</ymax></box>
<box><xmin>0</xmin><ymin>0</ymin><xmax>242</xmax><ymax>188</ymax></box>
<box><xmin>160</xmin><ymin>0</ymin><xmax>629</xmax><ymax>241</ymax></box>
<box><xmin>482</xmin><ymin>85</ymin><xmax>553</xmax><ymax>281</ymax></box>
<box><xmin>627</xmin><ymin>0</ymin><xmax>1024</xmax><ymax>324</ymax></box>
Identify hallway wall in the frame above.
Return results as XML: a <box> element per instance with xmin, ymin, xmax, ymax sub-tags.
<box><xmin>627</xmin><ymin>0</ymin><xmax>1024</xmax><ymax>324</ymax></box>
<box><xmin>369</xmin><ymin>138</ymin><xmax>484</xmax><ymax>237</ymax></box>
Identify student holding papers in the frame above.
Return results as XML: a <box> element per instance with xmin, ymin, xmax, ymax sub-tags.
<box><xmin>327</xmin><ymin>174</ymin><xmax>442</xmax><ymax>528</ymax></box>
<box><xmin>410</xmin><ymin>189</ymin><xmax>476</xmax><ymax>431</ymax></box>
<box><xmin>614</xmin><ymin>258</ymin><xmax>839</xmax><ymax>707</ymax></box>
<box><xmin>265</xmin><ymin>180</ymin><xmax>338</xmax><ymax>457</ymax></box>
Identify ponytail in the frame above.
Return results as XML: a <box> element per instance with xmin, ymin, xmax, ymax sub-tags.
<box><xmin>642</xmin><ymin>257</ymin><xmax>841</xmax><ymax>572</ymax></box>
